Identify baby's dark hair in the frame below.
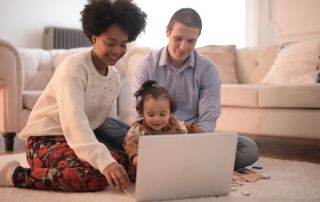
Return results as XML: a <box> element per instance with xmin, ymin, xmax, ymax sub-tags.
<box><xmin>135</xmin><ymin>80</ymin><xmax>177</xmax><ymax>116</ymax></box>
<box><xmin>81</xmin><ymin>0</ymin><xmax>147</xmax><ymax>43</ymax></box>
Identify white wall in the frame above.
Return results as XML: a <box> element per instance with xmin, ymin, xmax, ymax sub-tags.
<box><xmin>0</xmin><ymin>0</ymin><xmax>87</xmax><ymax>48</ymax></box>
<box><xmin>135</xmin><ymin>0</ymin><xmax>246</xmax><ymax>48</ymax></box>
<box><xmin>255</xmin><ymin>0</ymin><xmax>320</xmax><ymax>45</ymax></box>
<box><xmin>1</xmin><ymin>0</ymin><xmax>319</xmax><ymax>48</ymax></box>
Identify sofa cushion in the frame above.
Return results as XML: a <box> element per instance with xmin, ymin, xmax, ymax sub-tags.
<box><xmin>51</xmin><ymin>47</ymin><xmax>91</xmax><ymax>70</ymax></box>
<box><xmin>261</xmin><ymin>40</ymin><xmax>320</xmax><ymax>84</ymax></box>
<box><xmin>196</xmin><ymin>45</ymin><xmax>238</xmax><ymax>84</ymax></box>
<box><xmin>19</xmin><ymin>49</ymin><xmax>54</xmax><ymax>91</ymax></box>
<box><xmin>236</xmin><ymin>45</ymin><xmax>278</xmax><ymax>84</ymax></box>
<box><xmin>22</xmin><ymin>90</ymin><xmax>42</xmax><ymax>110</ymax></box>
<box><xmin>221</xmin><ymin>84</ymin><xmax>260</xmax><ymax>107</ymax></box>
<box><xmin>19</xmin><ymin>47</ymin><xmax>92</xmax><ymax>91</ymax></box>
<box><xmin>259</xmin><ymin>85</ymin><xmax>320</xmax><ymax>108</ymax></box>
<box><xmin>124</xmin><ymin>47</ymin><xmax>152</xmax><ymax>80</ymax></box>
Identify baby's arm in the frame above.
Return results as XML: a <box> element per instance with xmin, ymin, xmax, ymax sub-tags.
<box><xmin>123</xmin><ymin>124</ymin><xmax>146</xmax><ymax>166</ymax></box>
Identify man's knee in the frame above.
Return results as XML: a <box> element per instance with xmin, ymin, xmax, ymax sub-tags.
<box><xmin>234</xmin><ymin>136</ymin><xmax>259</xmax><ymax>170</ymax></box>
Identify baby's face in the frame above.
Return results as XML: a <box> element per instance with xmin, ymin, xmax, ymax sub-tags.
<box><xmin>143</xmin><ymin>97</ymin><xmax>171</xmax><ymax>132</ymax></box>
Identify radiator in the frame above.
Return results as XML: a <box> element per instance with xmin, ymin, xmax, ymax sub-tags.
<box><xmin>43</xmin><ymin>26</ymin><xmax>91</xmax><ymax>49</ymax></box>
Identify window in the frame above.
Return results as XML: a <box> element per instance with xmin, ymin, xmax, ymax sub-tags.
<box><xmin>134</xmin><ymin>0</ymin><xmax>246</xmax><ymax>48</ymax></box>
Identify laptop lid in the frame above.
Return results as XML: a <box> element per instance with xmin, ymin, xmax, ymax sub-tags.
<box><xmin>134</xmin><ymin>132</ymin><xmax>238</xmax><ymax>202</ymax></box>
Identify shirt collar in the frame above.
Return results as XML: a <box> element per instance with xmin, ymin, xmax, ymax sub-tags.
<box><xmin>159</xmin><ymin>46</ymin><xmax>196</xmax><ymax>69</ymax></box>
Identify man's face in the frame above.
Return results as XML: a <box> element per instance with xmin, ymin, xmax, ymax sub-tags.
<box><xmin>166</xmin><ymin>22</ymin><xmax>200</xmax><ymax>68</ymax></box>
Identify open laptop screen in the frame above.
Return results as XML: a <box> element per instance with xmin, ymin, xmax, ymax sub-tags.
<box><xmin>134</xmin><ymin>132</ymin><xmax>238</xmax><ymax>201</ymax></box>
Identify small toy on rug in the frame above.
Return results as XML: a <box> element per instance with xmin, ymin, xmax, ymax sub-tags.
<box><xmin>234</xmin><ymin>167</ymin><xmax>271</xmax><ymax>182</ymax></box>
<box><xmin>241</xmin><ymin>190</ymin><xmax>251</xmax><ymax>196</ymax></box>
<box><xmin>231</xmin><ymin>167</ymin><xmax>271</xmax><ymax>192</ymax></box>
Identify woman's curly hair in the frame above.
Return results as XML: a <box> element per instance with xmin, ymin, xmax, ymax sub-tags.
<box><xmin>81</xmin><ymin>0</ymin><xmax>147</xmax><ymax>42</ymax></box>
<box><xmin>135</xmin><ymin>80</ymin><xmax>177</xmax><ymax>116</ymax></box>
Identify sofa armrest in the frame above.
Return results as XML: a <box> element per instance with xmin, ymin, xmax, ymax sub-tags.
<box><xmin>0</xmin><ymin>39</ymin><xmax>23</xmax><ymax>132</ymax></box>
<box><xmin>0</xmin><ymin>80</ymin><xmax>6</xmax><ymax>131</ymax></box>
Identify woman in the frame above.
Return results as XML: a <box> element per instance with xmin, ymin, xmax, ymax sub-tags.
<box><xmin>0</xmin><ymin>0</ymin><xmax>146</xmax><ymax>192</ymax></box>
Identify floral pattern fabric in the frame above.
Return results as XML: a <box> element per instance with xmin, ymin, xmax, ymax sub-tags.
<box><xmin>13</xmin><ymin>136</ymin><xmax>135</xmax><ymax>192</ymax></box>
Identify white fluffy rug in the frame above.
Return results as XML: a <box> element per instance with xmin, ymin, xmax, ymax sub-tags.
<box><xmin>0</xmin><ymin>153</ymin><xmax>319</xmax><ymax>202</ymax></box>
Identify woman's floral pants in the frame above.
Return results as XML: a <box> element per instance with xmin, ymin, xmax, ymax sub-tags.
<box><xmin>12</xmin><ymin>136</ymin><xmax>135</xmax><ymax>192</ymax></box>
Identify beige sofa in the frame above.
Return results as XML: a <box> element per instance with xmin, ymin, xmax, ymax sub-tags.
<box><xmin>119</xmin><ymin>44</ymin><xmax>320</xmax><ymax>140</ymax></box>
<box><xmin>1</xmin><ymin>38</ymin><xmax>320</xmax><ymax>151</ymax></box>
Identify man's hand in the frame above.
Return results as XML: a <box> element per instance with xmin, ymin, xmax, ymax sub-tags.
<box><xmin>103</xmin><ymin>162</ymin><xmax>130</xmax><ymax>191</ymax></box>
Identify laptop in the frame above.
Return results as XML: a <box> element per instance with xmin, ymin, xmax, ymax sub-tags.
<box><xmin>133</xmin><ymin>132</ymin><xmax>238</xmax><ymax>202</ymax></box>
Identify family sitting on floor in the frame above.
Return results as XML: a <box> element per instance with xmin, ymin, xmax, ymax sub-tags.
<box><xmin>0</xmin><ymin>0</ymin><xmax>258</xmax><ymax>192</ymax></box>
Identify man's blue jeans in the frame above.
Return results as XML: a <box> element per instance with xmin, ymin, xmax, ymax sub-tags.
<box><xmin>94</xmin><ymin>117</ymin><xmax>259</xmax><ymax>170</ymax></box>
<box><xmin>94</xmin><ymin>117</ymin><xmax>129</xmax><ymax>151</ymax></box>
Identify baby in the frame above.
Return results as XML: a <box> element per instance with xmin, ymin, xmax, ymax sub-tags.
<box><xmin>123</xmin><ymin>80</ymin><xmax>204</xmax><ymax>167</ymax></box>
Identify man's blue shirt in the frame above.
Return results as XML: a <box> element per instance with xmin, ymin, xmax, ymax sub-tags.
<box><xmin>132</xmin><ymin>47</ymin><xmax>221</xmax><ymax>132</ymax></box>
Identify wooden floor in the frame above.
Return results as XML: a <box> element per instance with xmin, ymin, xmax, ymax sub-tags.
<box><xmin>1</xmin><ymin>134</ymin><xmax>320</xmax><ymax>164</ymax></box>
<box><xmin>249</xmin><ymin>135</ymin><xmax>320</xmax><ymax>164</ymax></box>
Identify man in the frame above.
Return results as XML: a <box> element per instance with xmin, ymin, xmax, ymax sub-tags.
<box><xmin>131</xmin><ymin>8</ymin><xmax>259</xmax><ymax>170</ymax></box>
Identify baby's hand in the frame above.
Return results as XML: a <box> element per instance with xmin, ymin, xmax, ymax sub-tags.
<box><xmin>132</xmin><ymin>156</ymin><xmax>138</xmax><ymax>167</ymax></box>
<box><xmin>127</xmin><ymin>126</ymin><xmax>145</xmax><ymax>137</ymax></box>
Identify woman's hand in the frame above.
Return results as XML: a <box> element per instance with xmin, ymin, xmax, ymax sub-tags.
<box><xmin>103</xmin><ymin>162</ymin><xmax>130</xmax><ymax>191</ymax></box>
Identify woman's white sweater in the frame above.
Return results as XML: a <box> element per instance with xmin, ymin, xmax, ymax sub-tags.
<box><xmin>19</xmin><ymin>50</ymin><xmax>121</xmax><ymax>173</ymax></box>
